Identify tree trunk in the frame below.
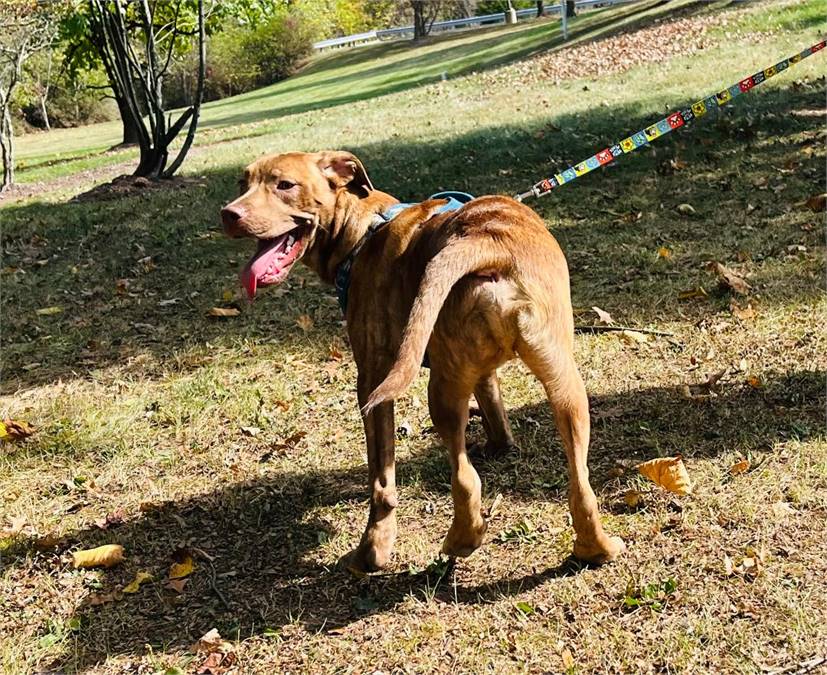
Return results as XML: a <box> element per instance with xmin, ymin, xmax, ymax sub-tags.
<box><xmin>0</xmin><ymin>104</ymin><xmax>15</xmax><ymax>191</ymax></box>
<box><xmin>114</xmin><ymin>90</ymin><xmax>141</xmax><ymax>145</ymax></box>
<box><xmin>536</xmin><ymin>1</ymin><xmax>545</xmax><ymax>17</ymax></box>
<box><xmin>565</xmin><ymin>0</ymin><xmax>576</xmax><ymax>17</ymax></box>
<box><xmin>412</xmin><ymin>1</ymin><xmax>426</xmax><ymax>40</ymax></box>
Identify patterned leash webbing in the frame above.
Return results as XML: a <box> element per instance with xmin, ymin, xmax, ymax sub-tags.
<box><xmin>515</xmin><ymin>40</ymin><xmax>826</xmax><ymax>202</ymax></box>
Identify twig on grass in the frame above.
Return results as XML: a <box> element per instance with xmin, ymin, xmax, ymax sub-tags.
<box><xmin>575</xmin><ymin>325</ymin><xmax>676</xmax><ymax>337</ymax></box>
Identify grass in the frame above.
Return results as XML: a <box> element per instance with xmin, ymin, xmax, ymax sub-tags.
<box><xmin>2</xmin><ymin>0</ymin><xmax>826</xmax><ymax>672</ymax></box>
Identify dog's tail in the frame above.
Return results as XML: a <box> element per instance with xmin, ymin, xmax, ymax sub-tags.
<box><xmin>362</xmin><ymin>237</ymin><xmax>509</xmax><ymax>416</ymax></box>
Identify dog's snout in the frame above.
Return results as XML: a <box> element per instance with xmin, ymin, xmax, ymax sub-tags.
<box><xmin>221</xmin><ymin>204</ymin><xmax>246</xmax><ymax>233</ymax></box>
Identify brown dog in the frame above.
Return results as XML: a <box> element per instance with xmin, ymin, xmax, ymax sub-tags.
<box><xmin>221</xmin><ymin>150</ymin><xmax>624</xmax><ymax>573</ymax></box>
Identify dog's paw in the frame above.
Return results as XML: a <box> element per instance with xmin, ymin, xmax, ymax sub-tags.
<box><xmin>573</xmin><ymin>535</ymin><xmax>626</xmax><ymax>565</ymax></box>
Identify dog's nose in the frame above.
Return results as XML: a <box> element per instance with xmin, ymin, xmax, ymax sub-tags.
<box><xmin>221</xmin><ymin>204</ymin><xmax>246</xmax><ymax>231</ymax></box>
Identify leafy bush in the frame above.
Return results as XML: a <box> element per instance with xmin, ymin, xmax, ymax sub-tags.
<box><xmin>166</xmin><ymin>9</ymin><xmax>315</xmax><ymax>107</ymax></box>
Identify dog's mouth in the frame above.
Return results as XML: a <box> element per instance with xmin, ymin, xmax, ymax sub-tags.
<box><xmin>241</xmin><ymin>226</ymin><xmax>307</xmax><ymax>299</ymax></box>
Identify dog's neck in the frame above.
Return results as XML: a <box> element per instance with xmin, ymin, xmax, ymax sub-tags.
<box><xmin>303</xmin><ymin>188</ymin><xmax>399</xmax><ymax>284</ymax></box>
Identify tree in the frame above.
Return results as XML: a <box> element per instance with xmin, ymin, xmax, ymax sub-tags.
<box><xmin>0</xmin><ymin>2</ymin><xmax>63</xmax><ymax>191</ymax></box>
<box><xmin>85</xmin><ymin>0</ymin><xmax>206</xmax><ymax>178</ymax></box>
<box><xmin>411</xmin><ymin>1</ymin><xmax>441</xmax><ymax>40</ymax></box>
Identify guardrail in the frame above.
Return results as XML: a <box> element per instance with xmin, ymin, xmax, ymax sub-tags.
<box><xmin>312</xmin><ymin>0</ymin><xmax>637</xmax><ymax>51</ymax></box>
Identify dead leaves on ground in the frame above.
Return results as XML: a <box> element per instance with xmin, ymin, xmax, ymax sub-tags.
<box><xmin>207</xmin><ymin>307</ymin><xmax>240</xmax><ymax>318</ymax></box>
<box><xmin>169</xmin><ymin>548</ymin><xmax>196</xmax><ymax>579</ymax></box>
<box><xmin>708</xmin><ymin>262</ymin><xmax>750</xmax><ymax>296</ymax></box>
<box><xmin>191</xmin><ymin>628</ymin><xmax>237</xmax><ymax>675</ymax></box>
<box><xmin>638</xmin><ymin>456</ymin><xmax>692</xmax><ymax>495</ymax></box>
<box><xmin>72</xmin><ymin>544</ymin><xmax>125</xmax><ymax>569</ymax></box>
<box><xmin>122</xmin><ymin>570</ymin><xmax>154</xmax><ymax>594</ymax></box>
<box><xmin>0</xmin><ymin>419</ymin><xmax>34</xmax><ymax>441</ymax></box>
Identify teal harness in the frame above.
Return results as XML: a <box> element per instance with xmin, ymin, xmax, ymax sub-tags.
<box><xmin>334</xmin><ymin>191</ymin><xmax>474</xmax><ymax>314</ymax></box>
<box><xmin>333</xmin><ymin>191</ymin><xmax>474</xmax><ymax>371</ymax></box>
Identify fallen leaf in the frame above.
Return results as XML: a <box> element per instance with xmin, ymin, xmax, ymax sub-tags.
<box><xmin>619</xmin><ymin>329</ymin><xmax>650</xmax><ymax>345</ymax></box>
<box><xmin>169</xmin><ymin>549</ymin><xmax>195</xmax><ymax>579</ymax></box>
<box><xmin>657</xmin><ymin>246</ymin><xmax>672</xmax><ymax>259</ymax></box>
<box><xmin>208</xmin><ymin>307</ymin><xmax>240</xmax><ymax>318</ymax></box>
<box><xmin>72</xmin><ymin>544</ymin><xmax>125</xmax><ymax>569</ymax></box>
<box><xmin>804</xmin><ymin>193</ymin><xmax>826</xmax><ymax>212</ymax></box>
<box><xmin>94</xmin><ymin>509</ymin><xmax>125</xmax><ymax>530</ymax></box>
<box><xmin>708</xmin><ymin>262</ymin><xmax>750</xmax><ymax>295</ymax></box>
<box><xmin>746</xmin><ymin>375</ymin><xmax>763</xmax><ymax>389</ymax></box>
<box><xmin>676</xmin><ymin>203</ymin><xmax>696</xmax><ymax>216</ymax></box>
<box><xmin>730</xmin><ymin>302</ymin><xmax>755</xmax><ymax>320</ymax></box>
<box><xmin>190</xmin><ymin>628</ymin><xmax>234</xmax><ymax>654</ymax></box>
<box><xmin>122</xmin><ymin>570</ymin><xmax>154</xmax><ymax>594</ymax></box>
<box><xmin>723</xmin><ymin>554</ymin><xmax>734</xmax><ymax>576</ymax></box>
<box><xmin>591</xmin><ymin>306</ymin><xmax>613</xmax><ymax>325</ymax></box>
<box><xmin>0</xmin><ymin>419</ymin><xmax>34</xmax><ymax>441</ymax></box>
<box><xmin>296</xmin><ymin>314</ymin><xmax>314</xmax><ymax>331</ymax></box>
<box><xmin>678</xmin><ymin>286</ymin><xmax>708</xmax><ymax>300</ymax></box>
<box><xmin>638</xmin><ymin>456</ymin><xmax>692</xmax><ymax>495</ymax></box>
<box><xmin>730</xmin><ymin>459</ymin><xmax>750</xmax><ymax>475</ymax></box>
<box><xmin>624</xmin><ymin>490</ymin><xmax>643</xmax><ymax>508</ymax></box>
<box><xmin>222</xmin><ymin>289</ymin><xmax>234</xmax><ymax>302</ymax></box>
<box><xmin>85</xmin><ymin>590</ymin><xmax>121</xmax><ymax>606</ymax></box>
<box><xmin>35</xmin><ymin>306</ymin><xmax>63</xmax><ymax>316</ymax></box>
<box><xmin>165</xmin><ymin>578</ymin><xmax>188</xmax><ymax>593</ymax></box>
<box><xmin>240</xmin><ymin>425</ymin><xmax>261</xmax><ymax>437</ymax></box>
<box><xmin>2</xmin><ymin>515</ymin><xmax>27</xmax><ymax>537</ymax></box>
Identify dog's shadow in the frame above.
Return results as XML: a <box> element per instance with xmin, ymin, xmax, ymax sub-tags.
<box><xmin>5</xmin><ymin>368</ymin><xmax>821</xmax><ymax>670</ymax></box>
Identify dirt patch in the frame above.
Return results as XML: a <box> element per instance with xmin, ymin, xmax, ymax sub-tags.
<box><xmin>70</xmin><ymin>173</ymin><xmax>202</xmax><ymax>203</ymax></box>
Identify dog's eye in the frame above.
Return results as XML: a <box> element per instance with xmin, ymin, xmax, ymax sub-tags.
<box><xmin>276</xmin><ymin>180</ymin><xmax>296</xmax><ymax>191</ymax></box>
<box><xmin>237</xmin><ymin>179</ymin><xmax>247</xmax><ymax>195</ymax></box>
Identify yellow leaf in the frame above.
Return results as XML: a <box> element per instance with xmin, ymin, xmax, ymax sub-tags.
<box><xmin>624</xmin><ymin>490</ymin><xmax>643</xmax><ymax>508</ymax></box>
<box><xmin>169</xmin><ymin>550</ymin><xmax>195</xmax><ymax>579</ymax></box>
<box><xmin>0</xmin><ymin>419</ymin><xmax>33</xmax><ymax>441</ymax></box>
<box><xmin>222</xmin><ymin>289</ymin><xmax>234</xmax><ymax>302</ymax></box>
<box><xmin>657</xmin><ymin>246</ymin><xmax>672</xmax><ymax>259</ymax></box>
<box><xmin>638</xmin><ymin>456</ymin><xmax>692</xmax><ymax>495</ymax></box>
<box><xmin>72</xmin><ymin>544</ymin><xmax>125</xmax><ymax>569</ymax></box>
<box><xmin>35</xmin><ymin>306</ymin><xmax>63</xmax><ymax>316</ymax></box>
<box><xmin>619</xmin><ymin>329</ymin><xmax>650</xmax><ymax>345</ymax></box>
<box><xmin>208</xmin><ymin>307</ymin><xmax>240</xmax><ymax>318</ymax></box>
<box><xmin>730</xmin><ymin>459</ymin><xmax>750</xmax><ymax>475</ymax></box>
<box><xmin>678</xmin><ymin>286</ymin><xmax>708</xmax><ymax>300</ymax></box>
<box><xmin>122</xmin><ymin>570</ymin><xmax>154</xmax><ymax>594</ymax></box>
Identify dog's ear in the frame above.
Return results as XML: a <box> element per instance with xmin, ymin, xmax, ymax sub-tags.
<box><xmin>318</xmin><ymin>151</ymin><xmax>374</xmax><ymax>196</ymax></box>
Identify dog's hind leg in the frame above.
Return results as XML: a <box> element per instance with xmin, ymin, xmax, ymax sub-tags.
<box><xmin>470</xmin><ymin>371</ymin><xmax>516</xmax><ymax>458</ymax></box>
<box><xmin>518</xmin><ymin>329</ymin><xmax>625</xmax><ymax>565</ymax></box>
<box><xmin>345</xmin><ymin>372</ymin><xmax>398</xmax><ymax>574</ymax></box>
<box><xmin>428</xmin><ymin>371</ymin><xmax>487</xmax><ymax>558</ymax></box>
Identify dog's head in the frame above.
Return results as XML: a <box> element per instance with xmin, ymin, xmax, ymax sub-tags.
<box><xmin>221</xmin><ymin>150</ymin><xmax>373</xmax><ymax>299</ymax></box>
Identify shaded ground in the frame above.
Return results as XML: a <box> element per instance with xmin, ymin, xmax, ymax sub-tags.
<box><xmin>1</xmin><ymin>0</ymin><xmax>826</xmax><ymax>673</ymax></box>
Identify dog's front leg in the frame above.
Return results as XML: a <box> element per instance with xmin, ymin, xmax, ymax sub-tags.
<box><xmin>345</xmin><ymin>375</ymin><xmax>397</xmax><ymax>574</ymax></box>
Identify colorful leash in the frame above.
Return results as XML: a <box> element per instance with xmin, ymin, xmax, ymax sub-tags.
<box><xmin>515</xmin><ymin>40</ymin><xmax>826</xmax><ymax>202</ymax></box>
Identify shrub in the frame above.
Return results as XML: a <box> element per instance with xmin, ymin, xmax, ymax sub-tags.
<box><xmin>166</xmin><ymin>9</ymin><xmax>315</xmax><ymax>107</ymax></box>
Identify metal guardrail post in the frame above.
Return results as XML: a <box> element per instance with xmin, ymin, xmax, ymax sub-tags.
<box><xmin>560</xmin><ymin>0</ymin><xmax>568</xmax><ymax>39</ymax></box>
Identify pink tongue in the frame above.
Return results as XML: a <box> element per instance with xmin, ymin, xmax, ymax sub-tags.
<box><xmin>240</xmin><ymin>237</ymin><xmax>285</xmax><ymax>299</ymax></box>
